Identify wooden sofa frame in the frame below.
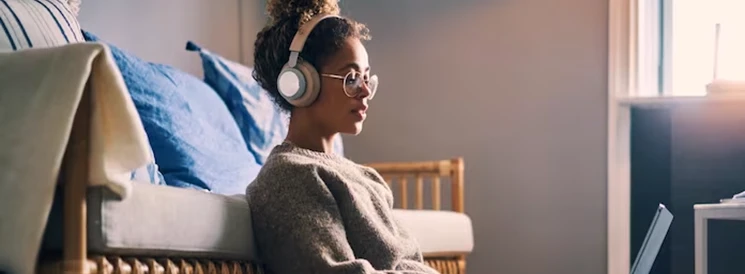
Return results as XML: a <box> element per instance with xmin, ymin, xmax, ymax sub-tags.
<box><xmin>38</xmin><ymin>88</ymin><xmax>468</xmax><ymax>273</ymax></box>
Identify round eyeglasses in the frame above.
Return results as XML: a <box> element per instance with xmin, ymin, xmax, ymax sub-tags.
<box><xmin>321</xmin><ymin>71</ymin><xmax>378</xmax><ymax>100</ymax></box>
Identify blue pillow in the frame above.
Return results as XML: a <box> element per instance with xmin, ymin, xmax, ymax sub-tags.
<box><xmin>83</xmin><ymin>31</ymin><xmax>260</xmax><ymax>195</ymax></box>
<box><xmin>186</xmin><ymin>41</ymin><xmax>344</xmax><ymax>163</ymax></box>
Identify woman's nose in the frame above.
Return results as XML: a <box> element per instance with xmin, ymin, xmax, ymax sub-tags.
<box><xmin>356</xmin><ymin>83</ymin><xmax>372</xmax><ymax>99</ymax></box>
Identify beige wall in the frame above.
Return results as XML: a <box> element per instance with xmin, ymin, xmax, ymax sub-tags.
<box><xmin>77</xmin><ymin>0</ymin><xmax>246</xmax><ymax>77</ymax></box>
<box><xmin>339</xmin><ymin>1</ymin><xmax>609</xmax><ymax>273</ymax></box>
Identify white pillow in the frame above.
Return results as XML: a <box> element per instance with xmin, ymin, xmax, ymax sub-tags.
<box><xmin>0</xmin><ymin>0</ymin><xmax>83</xmax><ymax>51</ymax></box>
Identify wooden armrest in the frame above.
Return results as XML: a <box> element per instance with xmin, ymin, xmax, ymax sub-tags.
<box><xmin>366</xmin><ymin>157</ymin><xmax>465</xmax><ymax>213</ymax></box>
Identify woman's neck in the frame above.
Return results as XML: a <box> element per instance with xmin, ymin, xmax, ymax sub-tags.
<box><xmin>285</xmin><ymin>113</ymin><xmax>336</xmax><ymax>154</ymax></box>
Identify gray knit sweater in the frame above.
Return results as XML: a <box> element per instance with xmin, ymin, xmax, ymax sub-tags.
<box><xmin>246</xmin><ymin>142</ymin><xmax>439</xmax><ymax>274</ymax></box>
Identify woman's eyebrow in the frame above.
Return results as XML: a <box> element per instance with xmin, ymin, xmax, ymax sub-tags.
<box><xmin>338</xmin><ymin>63</ymin><xmax>370</xmax><ymax>72</ymax></box>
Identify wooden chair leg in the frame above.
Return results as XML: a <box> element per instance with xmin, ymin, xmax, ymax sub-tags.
<box><xmin>458</xmin><ymin>255</ymin><xmax>466</xmax><ymax>274</ymax></box>
<box><xmin>61</xmin><ymin>86</ymin><xmax>91</xmax><ymax>274</ymax></box>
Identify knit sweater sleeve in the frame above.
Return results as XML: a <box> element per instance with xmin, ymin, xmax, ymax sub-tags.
<box><xmin>247</xmin><ymin>161</ymin><xmax>413</xmax><ymax>274</ymax></box>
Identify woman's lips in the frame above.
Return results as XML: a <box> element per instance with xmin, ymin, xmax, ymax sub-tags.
<box><xmin>352</xmin><ymin>104</ymin><xmax>368</xmax><ymax>114</ymax></box>
<box><xmin>351</xmin><ymin>106</ymin><xmax>367</xmax><ymax>120</ymax></box>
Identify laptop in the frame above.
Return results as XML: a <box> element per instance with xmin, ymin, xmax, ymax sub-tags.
<box><xmin>630</xmin><ymin>203</ymin><xmax>674</xmax><ymax>274</ymax></box>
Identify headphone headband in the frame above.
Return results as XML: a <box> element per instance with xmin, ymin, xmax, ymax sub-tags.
<box><xmin>287</xmin><ymin>13</ymin><xmax>341</xmax><ymax>67</ymax></box>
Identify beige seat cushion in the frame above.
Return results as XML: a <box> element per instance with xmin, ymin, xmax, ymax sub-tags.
<box><xmin>44</xmin><ymin>183</ymin><xmax>256</xmax><ymax>260</ymax></box>
<box><xmin>393</xmin><ymin>209</ymin><xmax>474</xmax><ymax>256</ymax></box>
<box><xmin>44</xmin><ymin>183</ymin><xmax>473</xmax><ymax>259</ymax></box>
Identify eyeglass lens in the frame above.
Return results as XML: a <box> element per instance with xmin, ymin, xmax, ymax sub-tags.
<box><xmin>343</xmin><ymin>71</ymin><xmax>377</xmax><ymax>100</ymax></box>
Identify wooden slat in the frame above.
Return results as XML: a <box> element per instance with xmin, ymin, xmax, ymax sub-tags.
<box><xmin>144</xmin><ymin>258</ymin><xmax>165</xmax><ymax>274</ymax></box>
<box><xmin>458</xmin><ymin>255</ymin><xmax>467</xmax><ymax>274</ymax></box>
<box><xmin>112</xmin><ymin>257</ymin><xmax>132</xmax><ymax>273</ymax></box>
<box><xmin>193</xmin><ymin>259</ymin><xmax>206</xmax><ymax>274</ymax></box>
<box><xmin>367</xmin><ymin>158</ymin><xmax>464</xmax><ymax>212</ymax></box>
<box><xmin>178</xmin><ymin>259</ymin><xmax>194</xmax><ymax>274</ymax></box>
<box><xmin>94</xmin><ymin>256</ymin><xmax>113</xmax><ymax>273</ymax></box>
<box><xmin>432</xmin><ymin>176</ymin><xmax>441</xmax><ymax>210</ymax></box>
<box><xmin>423</xmin><ymin>257</ymin><xmax>466</xmax><ymax>274</ymax></box>
<box><xmin>158</xmin><ymin>259</ymin><xmax>177</xmax><ymax>274</ymax></box>
<box><xmin>398</xmin><ymin>175</ymin><xmax>408</xmax><ymax>209</ymax></box>
<box><xmin>415</xmin><ymin>173</ymin><xmax>424</xmax><ymax>209</ymax></box>
<box><xmin>451</xmin><ymin>158</ymin><xmax>465</xmax><ymax>213</ymax></box>
<box><xmin>421</xmin><ymin>251</ymin><xmax>471</xmax><ymax>258</ymax></box>
<box><xmin>204</xmin><ymin>260</ymin><xmax>218</xmax><ymax>274</ymax></box>
<box><xmin>127</xmin><ymin>257</ymin><xmax>147</xmax><ymax>274</ymax></box>
<box><xmin>366</xmin><ymin>160</ymin><xmax>451</xmax><ymax>174</ymax></box>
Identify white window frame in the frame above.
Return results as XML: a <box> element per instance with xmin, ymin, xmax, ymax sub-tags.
<box><xmin>607</xmin><ymin>1</ymin><xmax>633</xmax><ymax>273</ymax></box>
<box><xmin>607</xmin><ymin>1</ymin><xmax>669</xmax><ymax>273</ymax></box>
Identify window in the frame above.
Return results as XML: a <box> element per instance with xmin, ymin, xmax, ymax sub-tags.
<box><xmin>637</xmin><ymin>0</ymin><xmax>745</xmax><ymax>97</ymax></box>
<box><xmin>666</xmin><ymin>0</ymin><xmax>745</xmax><ymax>96</ymax></box>
<box><xmin>607</xmin><ymin>1</ymin><xmax>745</xmax><ymax>274</ymax></box>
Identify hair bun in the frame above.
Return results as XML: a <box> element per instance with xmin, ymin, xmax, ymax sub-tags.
<box><xmin>267</xmin><ymin>0</ymin><xmax>340</xmax><ymax>26</ymax></box>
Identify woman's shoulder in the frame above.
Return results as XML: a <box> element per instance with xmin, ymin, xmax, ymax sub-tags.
<box><xmin>256</xmin><ymin>141</ymin><xmax>359</xmax><ymax>176</ymax></box>
<box><xmin>247</xmin><ymin>144</ymin><xmax>324</xmax><ymax>187</ymax></box>
<box><xmin>252</xmin><ymin>149</ymin><xmax>317</xmax><ymax>183</ymax></box>
<box><xmin>246</xmin><ymin>141</ymin><xmax>382</xmax><ymax>197</ymax></box>
<box><xmin>263</xmin><ymin>141</ymin><xmax>337</xmax><ymax>169</ymax></box>
<box><xmin>245</xmin><ymin>145</ymin><xmax>343</xmax><ymax>208</ymax></box>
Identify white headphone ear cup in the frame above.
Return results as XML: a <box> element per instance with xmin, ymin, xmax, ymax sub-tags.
<box><xmin>277</xmin><ymin>66</ymin><xmax>306</xmax><ymax>103</ymax></box>
<box><xmin>290</xmin><ymin>60</ymin><xmax>321</xmax><ymax>107</ymax></box>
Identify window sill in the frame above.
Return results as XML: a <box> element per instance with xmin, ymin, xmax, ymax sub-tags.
<box><xmin>617</xmin><ymin>93</ymin><xmax>745</xmax><ymax>108</ymax></box>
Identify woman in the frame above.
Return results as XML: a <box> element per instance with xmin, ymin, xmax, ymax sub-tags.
<box><xmin>246</xmin><ymin>1</ymin><xmax>439</xmax><ymax>273</ymax></box>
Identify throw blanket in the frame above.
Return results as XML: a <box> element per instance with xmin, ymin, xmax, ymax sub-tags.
<box><xmin>0</xmin><ymin>43</ymin><xmax>152</xmax><ymax>274</ymax></box>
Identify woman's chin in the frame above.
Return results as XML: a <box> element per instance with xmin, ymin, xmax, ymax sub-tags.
<box><xmin>340</xmin><ymin>122</ymin><xmax>364</xmax><ymax>135</ymax></box>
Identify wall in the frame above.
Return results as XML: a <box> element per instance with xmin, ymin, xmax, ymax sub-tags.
<box><xmin>339</xmin><ymin>1</ymin><xmax>609</xmax><ymax>273</ymax></box>
<box><xmin>76</xmin><ymin>0</ymin><xmax>255</xmax><ymax>77</ymax></box>
<box><xmin>76</xmin><ymin>1</ymin><xmax>610</xmax><ymax>272</ymax></box>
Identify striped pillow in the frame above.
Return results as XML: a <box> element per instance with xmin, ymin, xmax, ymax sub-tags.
<box><xmin>0</xmin><ymin>0</ymin><xmax>83</xmax><ymax>51</ymax></box>
<box><xmin>66</xmin><ymin>0</ymin><xmax>78</xmax><ymax>16</ymax></box>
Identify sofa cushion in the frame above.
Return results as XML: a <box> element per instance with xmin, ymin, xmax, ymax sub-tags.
<box><xmin>393</xmin><ymin>209</ymin><xmax>474</xmax><ymax>255</ymax></box>
<box><xmin>44</xmin><ymin>183</ymin><xmax>257</xmax><ymax>260</ymax></box>
<box><xmin>43</xmin><ymin>185</ymin><xmax>471</xmax><ymax>260</ymax></box>
<box><xmin>82</xmin><ymin>30</ymin><xmax>261</xmax><ymax>195</ymax></box>
<box><xmin>185</xmin><ymin>41</ymin><xmax>344</xmax><ymax>164</ymax></box>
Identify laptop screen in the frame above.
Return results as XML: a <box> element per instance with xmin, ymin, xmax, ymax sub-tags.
<box><xmin>630</xmin><ymin>203</ymin><xmax>674</xmax><ymax>274</ymax></box>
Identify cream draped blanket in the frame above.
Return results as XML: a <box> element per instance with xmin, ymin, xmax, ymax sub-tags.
<box><xmin>0</xmin><ymin>42</ymin><xmax>152</xmax><ymax>274</ymax></box>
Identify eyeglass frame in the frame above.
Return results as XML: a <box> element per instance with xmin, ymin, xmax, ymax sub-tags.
<box><xmin>320</xmin><ymin>71</ymin><xmax>378</xmax><ymax>100</ymax></box>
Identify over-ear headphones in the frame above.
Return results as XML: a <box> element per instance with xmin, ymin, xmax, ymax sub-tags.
<box><xmin>277</xmin><ymin>13</ymin><xmax>342</xmax><ymax>107</ymax></box>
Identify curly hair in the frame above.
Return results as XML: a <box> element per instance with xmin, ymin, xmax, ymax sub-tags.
<box><xmin>252</xmin><ymin>0</ymin><xmax>371</xmax><ymax>112</ymax></box>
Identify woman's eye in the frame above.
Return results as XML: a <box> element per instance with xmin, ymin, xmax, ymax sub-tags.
<box><xmin>345</xmin><ymin>74</ymin><xmax>359</xmax><ymax>85</ymax></box>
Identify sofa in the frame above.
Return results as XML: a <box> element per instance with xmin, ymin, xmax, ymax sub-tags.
<box><xmin>0</xmin><ymin>1</ymin><xmax>474</xmax><ymax>273</ymax></box>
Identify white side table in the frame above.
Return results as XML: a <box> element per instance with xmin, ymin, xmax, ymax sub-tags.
<box><xmin>694</xmin><ymin>202</ymin><xmax>745</xmax><ymax>274</ymax></box>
